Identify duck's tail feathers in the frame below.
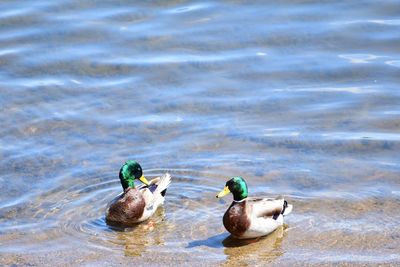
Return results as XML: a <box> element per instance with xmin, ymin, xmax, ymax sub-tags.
<box><xmin>281</xmin><ymin>200</ymin><xmax>293</xmax><ymax>216</ymax></box>
<box><xmin>153</xmin><ymin>173</ymin><xmax>171</xmax><ymax>206</ymax></box>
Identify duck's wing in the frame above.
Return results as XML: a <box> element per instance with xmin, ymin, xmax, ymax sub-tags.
<box><xmin>137</xmin><ymin>177</ymin><xmax>161</xmax><ymax>192</ymax></box>
<box><xmin>247</xmin><ymin>197</ymin><xmax>287</xmax><ymax>219</ymax></box>
<box><xmin>139</xmin><ymin>173</ymin><xmax>171</xmax><ymax>209</ymax></box>
<box><xmin>138</xmin><ymin>178</ymin><xmax>160</xmax><ymax>206</ymax></box>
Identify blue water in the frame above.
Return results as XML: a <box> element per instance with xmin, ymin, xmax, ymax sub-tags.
<box><xmin>1</xmin><ymin>0</ymin><xmax>400</xmax><ymax>265</ymax></box>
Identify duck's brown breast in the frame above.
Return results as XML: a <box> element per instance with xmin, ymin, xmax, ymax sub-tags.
<box><xmin>223</xmin><ymin>201</ymin><xmax>251</xmax><ymax>237</ymax></box>
<box><xmin>106</xmin><ymin>187</ymin><xmax>146</xmax><ymax>225</ymax></box>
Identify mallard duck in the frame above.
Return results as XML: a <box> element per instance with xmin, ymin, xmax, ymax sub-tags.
<box><xmin>216</xmin><ymin>176</ymin><xmax>292</xmax><ymax>239</ymax></box>
<box><xmin>105</xmin><ymin>160</ymin><xmax>171</xmax><ymax>226</ymax></box>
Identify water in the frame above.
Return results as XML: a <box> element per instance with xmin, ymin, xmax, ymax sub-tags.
<box><xmin>1</xmin><ymin>0</ymin><xmax>400</xmax><ymax>265</ymax></box>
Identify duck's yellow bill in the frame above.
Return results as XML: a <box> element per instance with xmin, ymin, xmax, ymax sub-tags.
<box><xmin>216</xmin><ymin>186</ymin><xmax>230</xmax><ymax>198</ymax></box>
<box><xmin>139</xmin><ymin>175</ymin><xmax>150</xmax><ymax>186</ymax></box>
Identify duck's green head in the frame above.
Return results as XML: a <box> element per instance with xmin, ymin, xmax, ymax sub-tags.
<box><xmin>216</xmin><ymin>176</ymin><xmax>248</xmax><ymax>201</ymax></box>
<box><xmin>119</xmin><ymin>160</ymin><xmax>150</xmax><ymax>190</ymax></box>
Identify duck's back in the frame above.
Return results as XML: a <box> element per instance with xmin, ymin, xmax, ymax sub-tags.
<box><xmin>106</xmin><ymin>187</ymin><xmax>146</xmax><ymax>225</ymax></box>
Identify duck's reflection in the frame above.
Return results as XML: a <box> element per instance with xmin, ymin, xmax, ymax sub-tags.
<box><xmin>222</xmin><ymin>226</ymin><xmax>285</xmax><ymax>266</ymax></box>
<box><xmin>111</xmin><ymin>208</ymin><xmax>166</xmax><ymax>257</ymax></box>
<box><xmin>187</xmin><ymin>225</ymin><xmax>287</xmax><ymax>265</ymax></box>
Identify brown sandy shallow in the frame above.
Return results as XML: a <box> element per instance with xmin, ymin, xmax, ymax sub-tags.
<box><xmin>1</xmin><ymin>241</ymin><xmax>399</xmax><ymax>267</ymax></box>
<box><xmin>1</xmin><ymin>191</ymin><xmax>399</xmax><ymax>266</ymax></box>
<box><xmin>1</xmin><ymin>150</ymin><xmax>399</xmax><ymax>266</ymax></box>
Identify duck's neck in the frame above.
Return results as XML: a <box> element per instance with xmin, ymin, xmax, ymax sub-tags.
<box><xmin>232</xmin><ymin>192</ymin><xmax>248</xmax><ymax>201</ymax></box>
<box><xmin>233</xmin><ymin>198</ymin><xmax>247</xmax><ymax>203</ymax></box>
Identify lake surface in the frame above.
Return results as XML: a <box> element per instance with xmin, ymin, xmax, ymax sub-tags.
<box><xmin>1</xmin><ymin>0</ymin><xmax>400</xmax><ymax>266</ymax></box>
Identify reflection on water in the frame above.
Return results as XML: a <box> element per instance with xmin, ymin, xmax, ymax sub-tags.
<box><xmin>1</xmin><ymin>0</ymin><xmax>400</xmax><ymax>265</ymax></box>
<box><xmin>112</xmin><ymin>211</ymin><xmax>166</xmax><ymax>257</ymax></box>
<box><xmin>222</xmin><ymin>226</ymin><xmax>285</xmax><ymax>266</ymax></box>
<box><xmin>187</xmin><ymin>226</ymin><xmax>285</xmax><ymax>265</ymax></box>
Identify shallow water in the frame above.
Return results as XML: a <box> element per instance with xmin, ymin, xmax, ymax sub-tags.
<box><xmin>1</xmin><ymin>0</ymin><xmax>400</xmax><ymax>266</ymax></box>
